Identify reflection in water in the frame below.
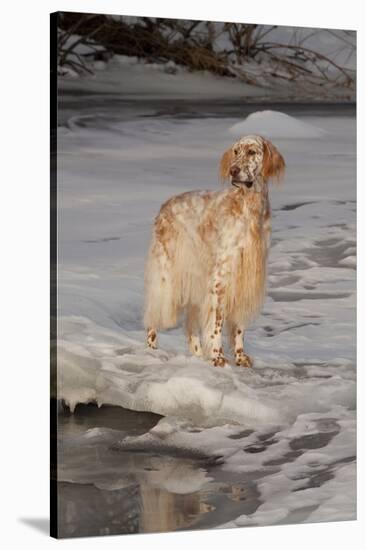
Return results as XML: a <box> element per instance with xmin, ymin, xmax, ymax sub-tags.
<box><xmin>139</xmin><ymin>485</ymin><xmax>213</xmax><ymax>534</ymax></box>
<box><xmin>56</xmin><ymin>404</ymin><xmax>261</xmax><ymax>538</ymax></box>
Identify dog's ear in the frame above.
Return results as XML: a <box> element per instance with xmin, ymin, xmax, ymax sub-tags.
<box><xmin>262</xmin><ymin>138</ymin><xmax>285</xmax><ymax>183</ymax></box>
<box><xmin>219</xmin><ymin>149</ymin><xmax>233</xmax><ymax>182</ymax></box>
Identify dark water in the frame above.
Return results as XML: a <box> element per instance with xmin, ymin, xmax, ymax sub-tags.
<box><xmin>56</xmin><ymin>404</ymin><xmax>262</xmax><ymax>538</ymax></box>
<box><xmin>59</xmin><ymin>89</ymin><xmax>355</xmax><ymax>126</ymax></box>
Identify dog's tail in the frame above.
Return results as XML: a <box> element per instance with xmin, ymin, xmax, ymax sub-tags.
<box><xmin>143</xmin><ymin>214</ymin><xmax>180</xmax><ymax>331</ymax></box>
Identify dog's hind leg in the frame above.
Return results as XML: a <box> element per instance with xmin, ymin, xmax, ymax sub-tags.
<box><xmin>147</xmin><ymin>327</ymin><xmax>158</xmax><ymax>349</ymax></box>
<box><xmin>186</xmin><ymin>304</ymin><xmax>203</xmax><ymax>357</ymax></box>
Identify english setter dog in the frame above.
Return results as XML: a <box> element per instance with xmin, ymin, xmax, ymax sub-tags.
<box><xmin>144</xmin><ymin>135</ymin><xmax>285</xmax><ymax>367</ymax></box>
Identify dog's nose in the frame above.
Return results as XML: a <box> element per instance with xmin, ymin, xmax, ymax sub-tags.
<box><xmin>230</xmin><ymin>165</ymin><xmax>240</xmax><ymax>177</ymax></box>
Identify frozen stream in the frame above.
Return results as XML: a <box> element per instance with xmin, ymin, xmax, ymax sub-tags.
<box><xmin>55</xmin><ymin>92</ymin><xmax>356</xmax><ymax>537</ymax></box>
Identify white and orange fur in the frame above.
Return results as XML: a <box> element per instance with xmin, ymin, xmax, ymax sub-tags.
<box><xmin>144</xmin><ymin>135</ymin><xmax>285</xmax><ymax>367</ymax></box>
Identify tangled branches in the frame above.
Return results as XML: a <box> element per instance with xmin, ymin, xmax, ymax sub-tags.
<box><xmin>56</xmin><ymin>12</ymin><xmax>355</xmax><ymax>90</ymax></box>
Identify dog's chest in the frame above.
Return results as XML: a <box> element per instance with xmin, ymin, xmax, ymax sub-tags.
<box><xmin>198</xmin><ymin>191</ymin><xmax>267</xmax><ymax>249</ymax></box>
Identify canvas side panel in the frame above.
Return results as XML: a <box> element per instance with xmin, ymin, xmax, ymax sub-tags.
<box><xmin>50</xmin><ymin>10</ymin><xmax>58</xmax><ymax>540</ymax></box>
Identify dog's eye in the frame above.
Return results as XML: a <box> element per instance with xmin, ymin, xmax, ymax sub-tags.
<box><xmin>248</xmin><ymin>149</ymin><xmax>256</xmax><ymax>156</ymax></box>
<box><xmin>234</xmin><ymin>149</ymin><xmax>238</xmax><ymax>155</ymax></box>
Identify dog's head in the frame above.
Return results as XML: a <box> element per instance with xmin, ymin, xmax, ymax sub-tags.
<box><xmin>219</xmin><ymin>135</ymin><xmax>285</xmax><ymax>191</ymax></box>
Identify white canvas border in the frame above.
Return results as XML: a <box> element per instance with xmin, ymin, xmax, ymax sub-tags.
<box><xmin>1</xmin><ymin>0</ymin><xmax>363</xmax><ymax>548</ymax></box>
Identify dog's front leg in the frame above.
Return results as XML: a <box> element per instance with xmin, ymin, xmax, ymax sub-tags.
<box><xmin>231</xmin><ymin>324</ymin><xmax>253</xmax><ymax>368</ymax></box>
<box><xmin>203</xmin><ymin>256</ymin><xmax>231</xmax><ymax>367</ymax></box>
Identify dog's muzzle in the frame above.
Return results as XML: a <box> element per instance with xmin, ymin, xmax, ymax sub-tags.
<box><xmin>231</xmin><ymin>180</ymin><xmax>254</xmax><ymax>189</ymax></box>
<box><xmin>230</xmin><ymin>166</ymin><xmax>255</xmax><ymax>189</ymax></box>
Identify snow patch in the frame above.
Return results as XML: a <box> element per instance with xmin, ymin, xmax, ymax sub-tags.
<box><xmin>229</xmin><ymin>111</ymin><xmax>326</xmax><ymax>139</ymax></box>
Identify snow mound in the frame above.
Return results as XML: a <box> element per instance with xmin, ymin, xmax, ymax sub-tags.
<box><xmin>58</xmin><ymin>317</ymin><xmax>282</xmax><ymax>428</ymax></box>
<box><xmin>229</xmin><ymin>110</ymin><xmax>326</xmax><ymax>139</ymax></box>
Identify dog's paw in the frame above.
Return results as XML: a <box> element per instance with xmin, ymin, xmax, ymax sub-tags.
<box><xmin>212</xmin><ymin>355</ymin><xmax>228</xmax><ymax>368</ymax></box>
<box><xmin>235</xmin><ymin>351</ymin><xmax>253</xmax><ymax>368</ymax></box>
<box><xmin>147</xmin><ymin>329</ymin><xmax>157</xmax><ymax>350</ymax></box>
